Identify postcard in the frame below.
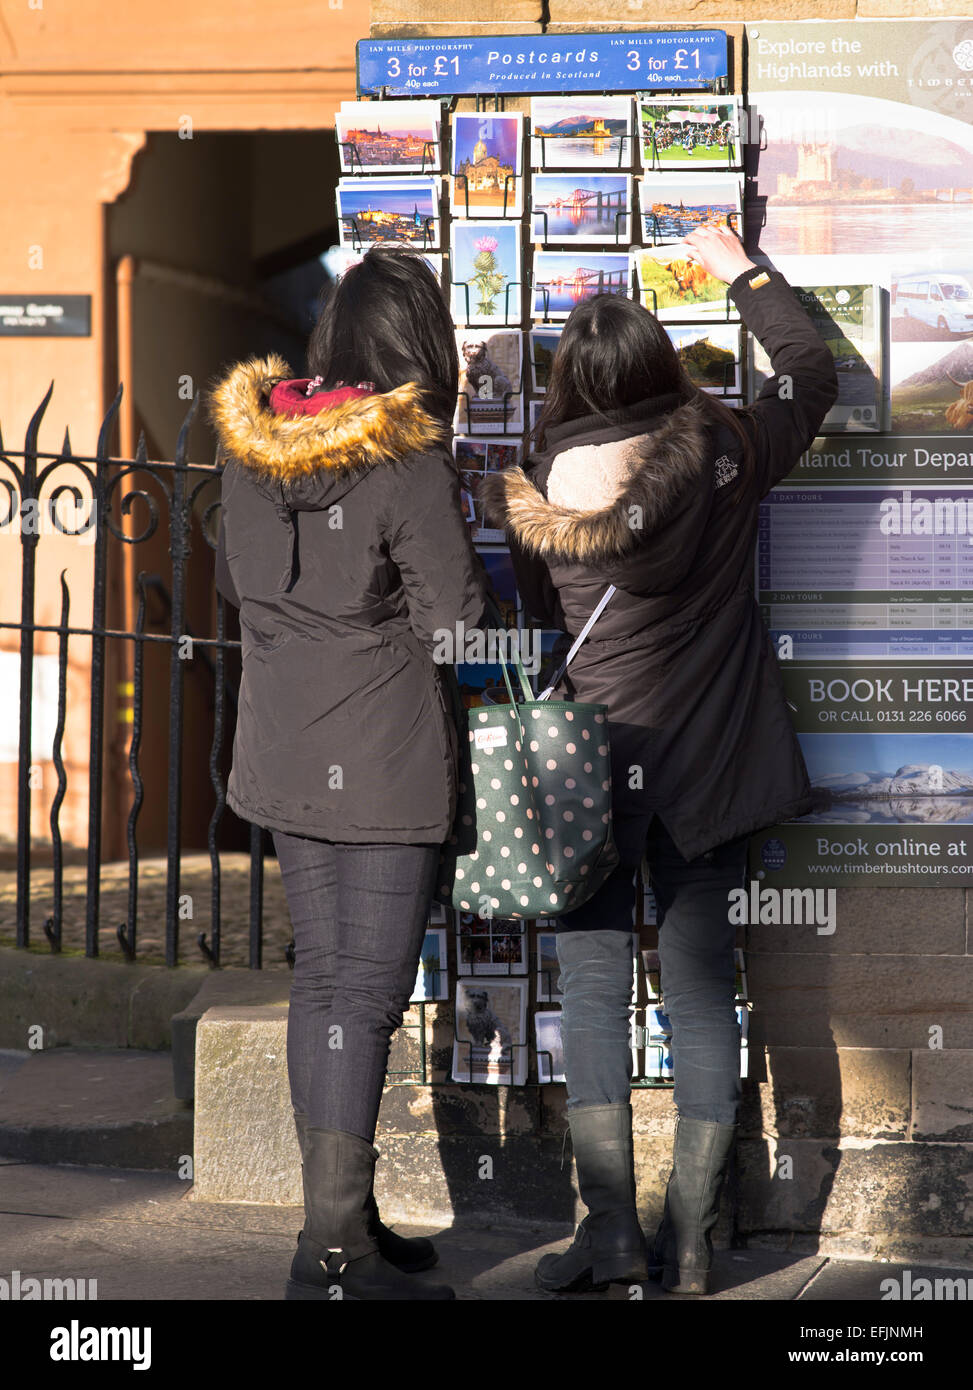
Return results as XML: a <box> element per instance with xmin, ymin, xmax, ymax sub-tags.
<box><xmin>453</xmin><ymin>979</ymin><xmax>528</xmax><ymax>1085</ymax></box>
<box><xmin>455</xmin><ymin>328</ymin><xmax>523</xmax><ymax>434</ymax></box>
<box><xmin>450</xmin><ymin>112</ymin><xmax>524</xmax><ymax>218</ymax></box>
<box><xmin>336</xmin><ymin>99</ymin><xmax>441</xmax><ymax>174</ymax></box>
<box><xmin>666</xmin><ymin>323</ymin><xmax>742</xmax><ymax>395</ymax></box>
<box><xmin>530</xmin><ymin>96</ymin><xmax>633</xmax><ymax>170</ymax></box>
<box><xmin>638</xmin><ymin>173</ymin><xmax>742</xmax><ymax>245</ymax></box>
<box><xmin>410</xmin><ymin>927</ymin><xmax>449</xmax><ymax>1003</ymax></box>
<box><xmin>455</xmin><ymin>660</ymin><xmax>508</xmax><ymax>710</ymax></box>
<box><xmin>450</xmin><ymin>220</ymin><xmax>522</xmax><ymax>326</ymax></box>
<box><xmin>536</xmin><ymin>930</ymin><xmax>562</xmax><ymax>1002</ymax></box>
<box><xmin>456</xmin><ymin>911</ymin><xmax>528</xmax><ymax>975</ymax></box>
<box><xmin>453</xmin><ymin>438</ymin><xmax>518</xmax><ymax>542</ymax></box>
<box><xmin>642</xmin><ymin>948</ymin><xmax>661</xmax><ymax>1002</ymax></box>
<box><xmin>531</xmin><ymin>173</ymin><xmax>632</xmax><ymax>244</ymax></box>
<box><xmin>637</xmin><ymin>96</ymin><xmax>742</xmax><ymax>170</ymax></box>
<box><xmin>528</xmin><ymin>327</ymin><xmax>562</xmax><ymax>393</ymax></box>
<box><xmin>634</xmin><ymin>244</ymin><xmax>734</xmax><ymax>320</ymax></box>
<box><xmin>533</xmin><ymin>250</ymin><xmax>631</xmax><ymax>320</ymax></box>
<box><xmin>535</xmin><ymin>1011</ymin><xmax>565</xmax><ymax>1083</ymax></box>
<box><xmin>336</xmin><ymin>176</ymin><xmax>441</xmax><ymax>249</ymax></box>
<box><xmin>751</xmin><ymin>284</ymin><xmax>881</xmax><ymax>430</ymax></box>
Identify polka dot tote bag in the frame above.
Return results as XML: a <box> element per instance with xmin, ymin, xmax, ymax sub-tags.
<box><xmin>435</xmin><ymin>591</ymin><xmax>620</xmax><ymax>920</ymax></box>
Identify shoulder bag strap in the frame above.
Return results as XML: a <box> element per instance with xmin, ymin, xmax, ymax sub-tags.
<box><xmin>536</xmin><ymin>585</ymin><xmax>616</xmax><ymax>702</ymax></box>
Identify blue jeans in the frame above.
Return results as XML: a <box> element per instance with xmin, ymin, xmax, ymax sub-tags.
<box><xmin>273</xmin><ymin>831</ymin><xmax>439</xmax><ymax>1143</ymax></box>
<box><xmin>555</xmin><ymin>816</ymin><xmax>748</xmax><ymax>1125</ymax></box>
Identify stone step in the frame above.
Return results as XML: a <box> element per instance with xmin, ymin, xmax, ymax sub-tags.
<box><xmin>0</xmin><ymin>1047</ymin><xmax>193</xmax><ymax>1171</ymax></box>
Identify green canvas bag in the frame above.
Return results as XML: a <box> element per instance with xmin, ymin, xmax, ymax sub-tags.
<box><xmin>435</xmin><ymin>590</ymin><xmax>619</xmax><ymax>920</ymax></box>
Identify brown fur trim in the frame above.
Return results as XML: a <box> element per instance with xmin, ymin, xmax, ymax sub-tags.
<box><xmin>479</xmin><ymin>397</ymin><xmax>710</xmax><ymax>563</ymax></box>
<box><xmin>208</xmin><ymin>354</ymin><xmax>448</xmax><ymax>481</ymax></box>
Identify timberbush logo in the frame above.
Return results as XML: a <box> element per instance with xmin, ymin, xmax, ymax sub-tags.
<box><xmin>952</xmin><ymin>39</ymin><xmax>973</xmax><ymax>71</ymax></box>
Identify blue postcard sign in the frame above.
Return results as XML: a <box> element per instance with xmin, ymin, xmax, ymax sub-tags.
<box><xmin>357</xmin><ymin>30</ymin><xmax>728</xmax><ymax>97</ymax></box>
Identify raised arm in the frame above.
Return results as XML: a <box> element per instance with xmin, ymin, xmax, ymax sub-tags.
<box><xmin>684</xmin><ymin>225</ymin><xmax>840</xmax><ymax>497</ymax></box>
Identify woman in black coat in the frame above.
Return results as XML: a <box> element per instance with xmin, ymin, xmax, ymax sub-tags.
<box><xmin>210</xmin><ymin>250</ymin><xmax>489</xmax><ymax>1300</ymax></box>
<box><xmin>482</xmin><ymin>225</ymin><xmax>839</xmax><ymax>1295</ymax></box>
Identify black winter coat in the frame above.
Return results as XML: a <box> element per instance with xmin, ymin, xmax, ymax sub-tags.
<box><xmin>210</xmin><ymin>356</ymin><xmax>489</xmax><ymax>844</ymax></box>
<box><xmin>480</xmin><ymin>267</ymin><xmax>840</xmax><ymax>861</ymax></box>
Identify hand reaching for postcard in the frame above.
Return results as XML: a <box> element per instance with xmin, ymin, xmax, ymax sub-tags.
<box><xmin>684</xmin><ymin>224</ymin><xmax>757</xmax><ymax>286</ymax></box>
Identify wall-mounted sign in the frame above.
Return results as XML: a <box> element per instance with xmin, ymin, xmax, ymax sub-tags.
<box><xmin>357</xmin><ymin>30</ymin><xmax>728</xmax><ymax>98</ymax></box>
<box><xmin>0</xmin><ymin>295</ymin><xmax>91</xmax><ymax>336</ymax></box>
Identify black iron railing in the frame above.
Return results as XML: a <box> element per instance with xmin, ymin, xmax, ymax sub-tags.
<box><xmin>0</xmin><ymin>384</ymin><xmax>268</xmax><ymax>968</ymax></box>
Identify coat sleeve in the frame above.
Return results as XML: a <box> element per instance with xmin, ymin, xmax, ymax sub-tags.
<box><xmin>729</xmin><ymin>267</ymin><xmax>840</xmax><ymax>497</ymax></box>
<box><xmin>214</xmin><ymin>515</ymin><xmax>241</xmax><ymax>608</ymax></box>
<box><xmin>385</xmin><ymin>451</ymin><xmax>492</xmax><ymax>655</ymax></box>
<box><xmin>507</xmin><ymin>532</ymin><xmax>564</xmax><ymax>630</ymax></box>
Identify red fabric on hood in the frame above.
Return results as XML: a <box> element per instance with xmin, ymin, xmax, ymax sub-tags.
<box><xmin>269</xmin><ymin>379</ymin><xmax>374</xmax><ymax>417</ymax></box>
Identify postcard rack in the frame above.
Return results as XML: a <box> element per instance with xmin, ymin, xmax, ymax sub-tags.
<box><xmin>454</xmin><ymin>385</ymin><xmax>525</xmax><ymax>435</ymax></box>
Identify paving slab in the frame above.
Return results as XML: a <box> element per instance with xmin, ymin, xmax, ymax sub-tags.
<box><xmin>0</xmin><ymin>1160</ymin><xmax>860</xmax><ymax>1302</ymax></box>
<box><xmin>798</xmin><ymin>1258</ymin><xmax>973</xmax><ymax>1301</ymax></box>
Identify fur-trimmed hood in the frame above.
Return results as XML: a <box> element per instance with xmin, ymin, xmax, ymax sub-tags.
<box><xmin>209</xmin><ymin>353</ymin><xmax>449</xmax><ymax>486</ymax></box>
<box><xmin>479</xmin><ymin>395</ymin><xmax>711</xmax><ymax>565</ymax></box>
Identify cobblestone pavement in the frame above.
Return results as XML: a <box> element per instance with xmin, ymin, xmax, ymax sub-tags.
<box><xmin>0</xmin><ymin>848</ymin><xmax>292</xmax><ymax>969</ymax></box>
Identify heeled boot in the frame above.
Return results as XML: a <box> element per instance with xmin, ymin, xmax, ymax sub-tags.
<box><xmin>534</xmin><ymin>1102</ymin><xmax>648</xmax><ymax>1293</ymax></box>
<box><xmin>649</xmin><ymin>1115</ymin><xmax>737</xmax><ymax>1294</ymax></box>
<box><xmin>285</xmin><ymin>1126</ymin><xmax>454</xmax><ymax>1300</ymax></box>
<box><xmin>293</xmin><ymin>1111</ymin><xmax>437</xmax><ymax>1274</ymax></box>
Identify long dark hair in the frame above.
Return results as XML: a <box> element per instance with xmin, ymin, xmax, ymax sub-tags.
<box><xmin>306</xmin><ymin>249</ymin><xmax>458</xmax><ymax>422</ymax></box>
<box><xmin>532</xmin><ymin>293</ymin><xmax>755</xmax><ymax>481</ymax></box>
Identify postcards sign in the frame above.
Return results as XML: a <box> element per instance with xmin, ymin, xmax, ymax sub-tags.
<box><xmin>357</xmin><ymin>30</ymin><xmax>728</xmax><ymax>98</ymax></box>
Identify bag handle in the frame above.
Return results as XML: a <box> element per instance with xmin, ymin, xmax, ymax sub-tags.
<box><xmin>484</xmin><ymin>594</ymin><xmax>534</xmax><ymax>704</ymax></box>
<box><xmin>536</xmin><ymin>585</ymin><xmax>616</xmax><ymax>702</ymax></box>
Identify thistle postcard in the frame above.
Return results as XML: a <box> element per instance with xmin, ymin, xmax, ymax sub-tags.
<box><xmin>450</xmin><ymin>221</ymin><xmax>522</xmax><ymax>326</ymax></box>
<box><xmin>450</xmin><ymin>112</ymin><xmax>524</xmax><ymax>217</ymax></box>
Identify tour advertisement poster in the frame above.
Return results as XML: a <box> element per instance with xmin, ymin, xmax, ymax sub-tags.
<box><xmin>746</xmin><ymin>20</ymin><xmax>973</xmax><ymax>883</ymax></box>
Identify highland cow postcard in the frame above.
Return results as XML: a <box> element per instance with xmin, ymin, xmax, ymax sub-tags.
<box><xmin>531</xmin><ymin>173</ymin><xmax>632</xmax><ymax>244</ymax></box>
<box><xmin>638</xmin><ymin>173</ymin><xmax>742</xmax><ymax>244</ymax></box>
<box><xmin>530</xmin><ymin>96</ymin><xmax>634</xmax><ymax>170</ymax></box>
<box><xmin>638</xmin><ymin>96</ymin><xmax>742</xmax><ymax>170</ymax></box>
<box><xmin>453</xmin><ymin>979</ymin><xmax>528</xmax><ymax>1085</ymax></box>
<box><xmin>454</xmin><ymin>328</ymin><xmax>523</xmax><ymax>434</ymax></box>
<box><xmin>450</xmin><ymin>221</ymin><xmax>522</xmax><ymax>326</ymax></box>
<box><xmin>528</xmin><ymin>327</ymin><xmax>562</xmax><ymax>392</ymax></box>
<box><xmin>335</xmin><ymin>100</ymin><xmax>441</xmax><ymax>174</ymax></box>
<box><xmin>450</xmin><ymin>112</ymin><xmax>524</xmax><ymax>217</ymax></box>
<box><xmin>336</xmin><ymin>176</ymin><xmax>441</xmax><ymax>249</ymax></box>
<box><xmin>665</xmin><ymin>323</ymin><xmax>742</xmax><ymax>395</ymax></box>
<box><xmin>634</xmin><ymin>244</ymin><xmax>734</xmax><ymax>320</ymax></box>
<box><xmin>532</xmin><ymin>250</ymin><xmax>631</xmax><ymax>319</ymax></box>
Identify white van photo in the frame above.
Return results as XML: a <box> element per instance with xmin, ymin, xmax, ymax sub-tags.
<box><xmin>891</xmin><ymin>271</ymin><xmax>973</xmax><ymax>335</ymax></box>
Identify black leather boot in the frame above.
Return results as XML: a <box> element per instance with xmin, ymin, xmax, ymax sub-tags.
<box><xmin>294</xmin><ymin>1111</ymin><xmax>437</xmax><ymax>1274</ymax></box>
<box><xmin>649</xmin><ymin>1116</ymin><xmax>737</xmax><ymax>1294</ymax></box>
<box><xmin>285</xmin><ymin>1126</ymin><xmax>454</xmax><ymax>1300</ymax></box>
<box><xmin>535</xmin><ymin>1102</ymin><xmax>648</xmax><ymax>1293</ymax></box>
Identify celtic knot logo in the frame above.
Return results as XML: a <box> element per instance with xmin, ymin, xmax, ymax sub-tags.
<box><xmin>953</xmin><ymin>39</ymin><xmax>973</xmax><ymax>71</ymax></box>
